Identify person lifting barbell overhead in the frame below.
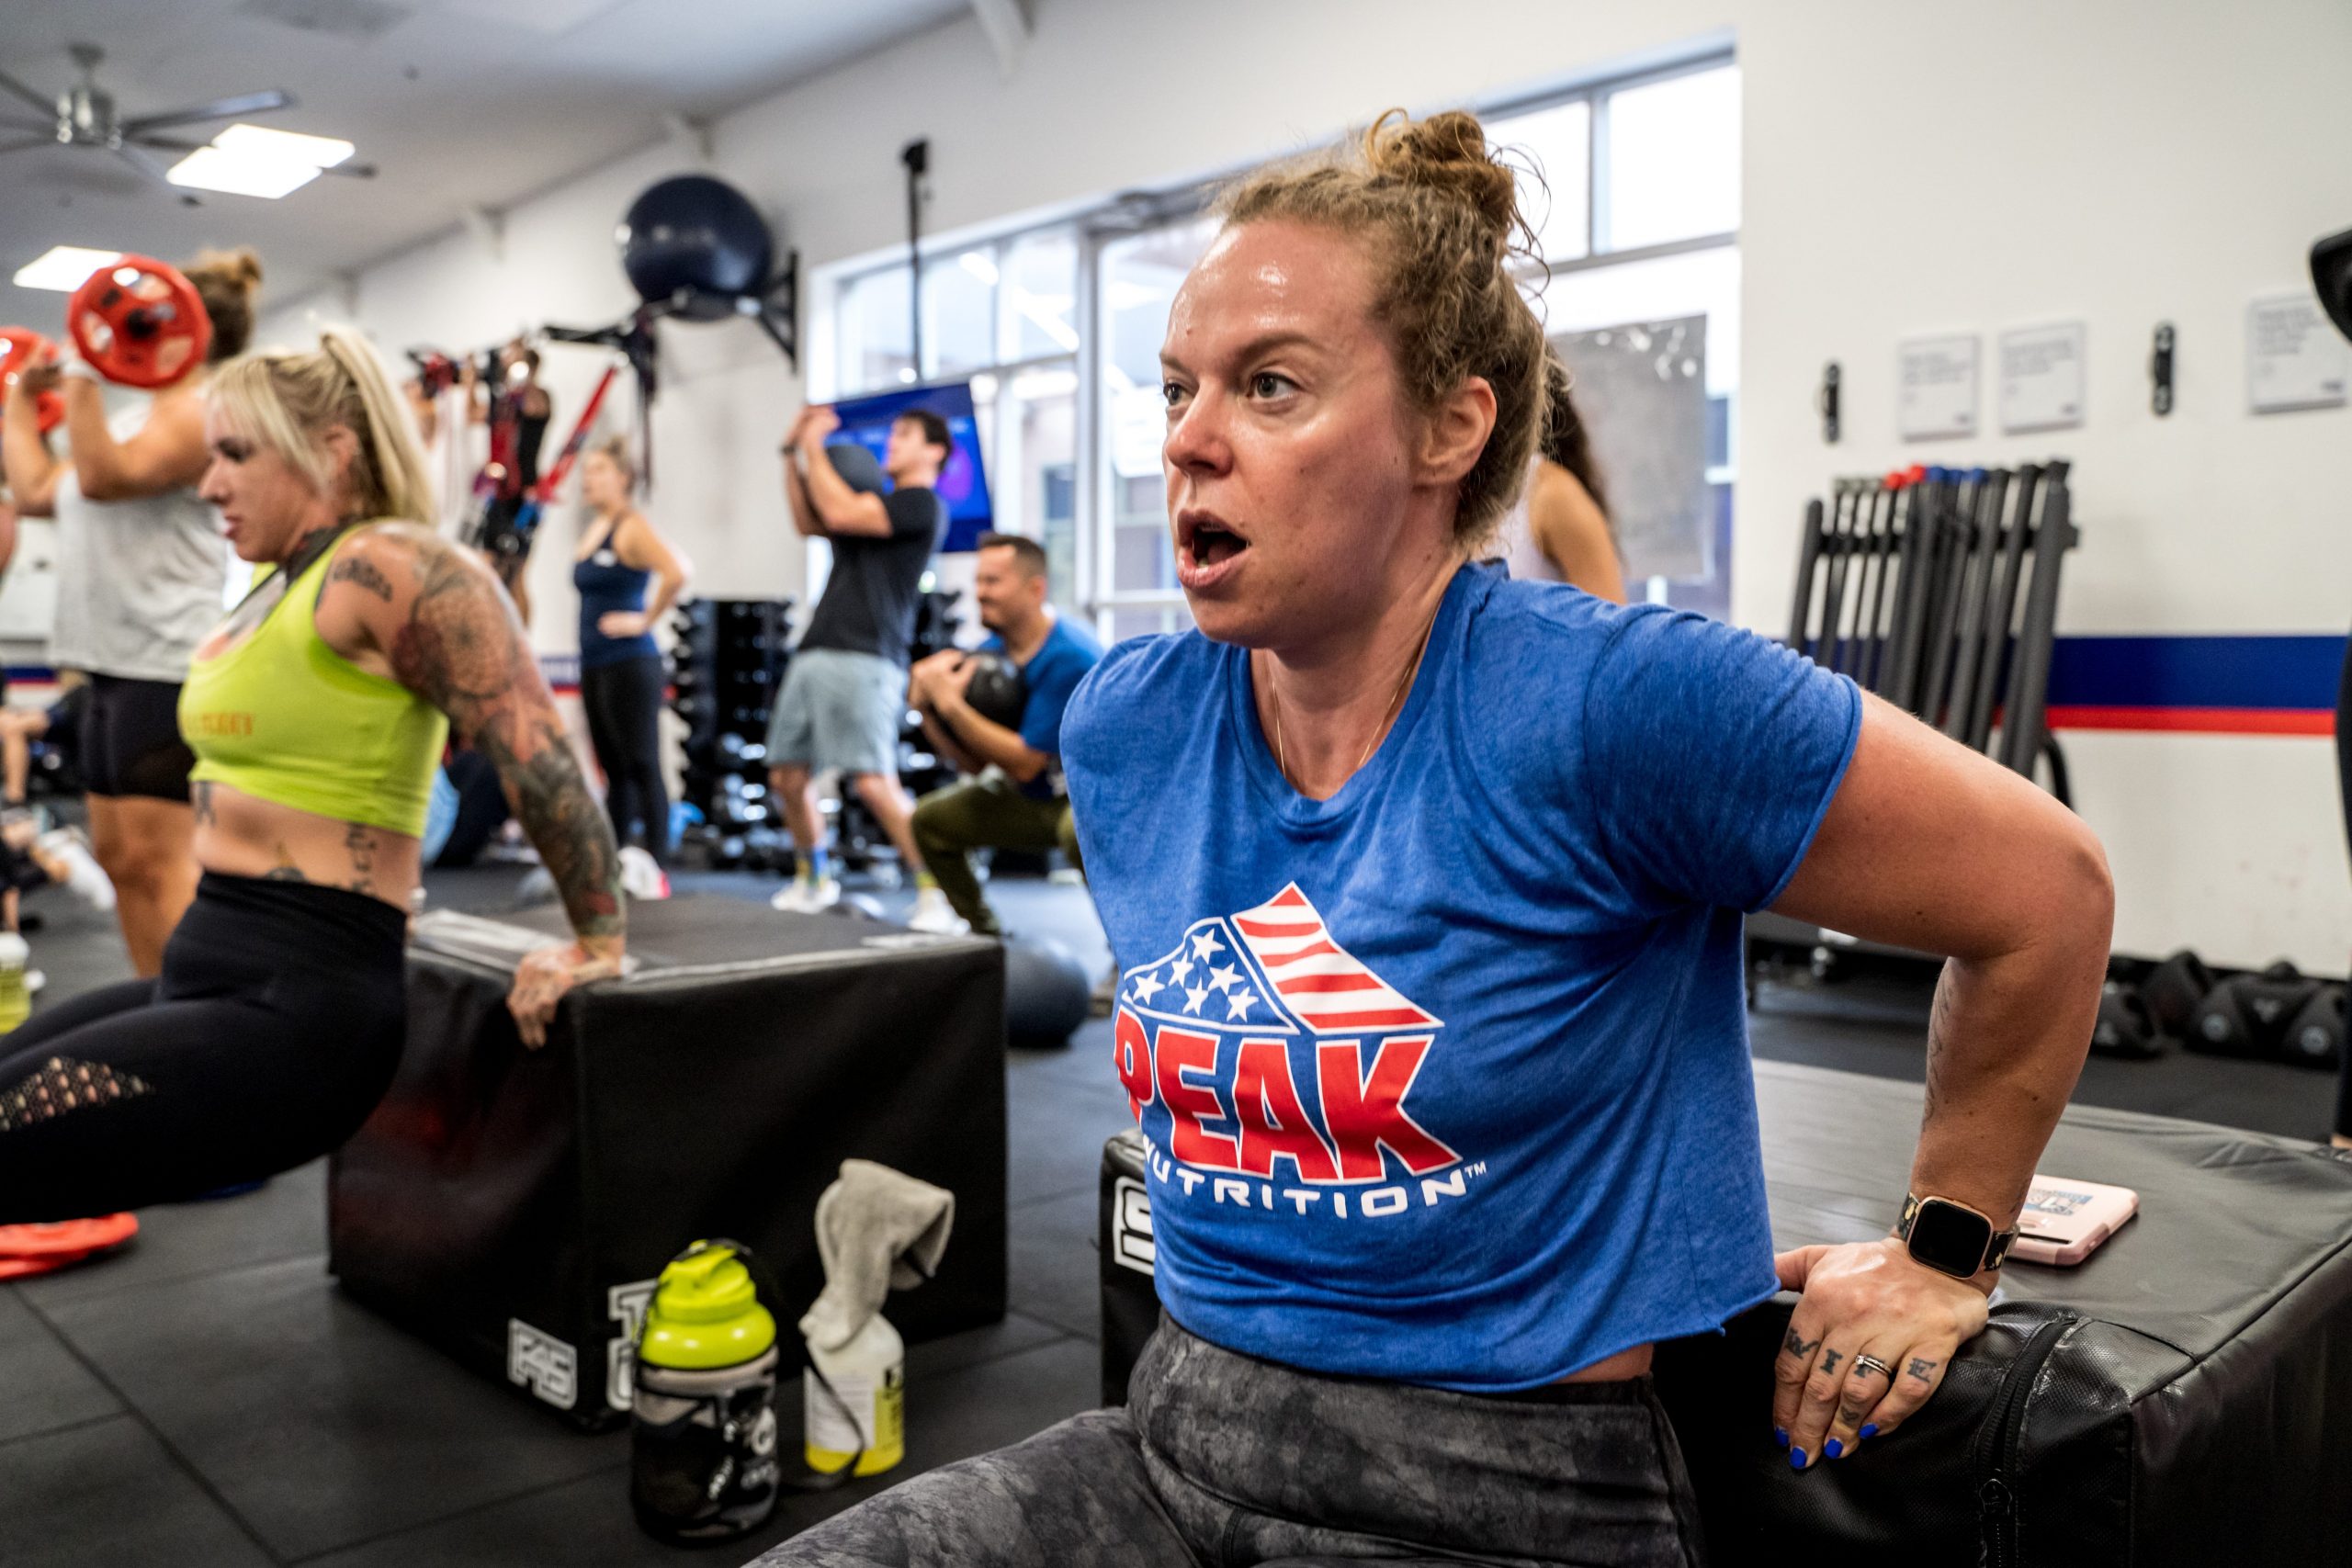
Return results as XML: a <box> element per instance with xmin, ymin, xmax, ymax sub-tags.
<box><xmin>0</xmin><ymin>249</ymin><xmax>256</xmax><ymax>979</ymax></box>
<box><xmin>469</xmin><ymin>338</ymin><xmax>553</xmax><ymax>626</ymax></box>
<box><xmin>903</xmin><ymin>532</ymin><xmax>1104</xmax><ymax>940</ymax></box>
<box><xmin>0</xmin><ymin>328</ymin><xmax>627</xmax><ymax>1225</ymax></box>
<box><xmin>756</xmin><ymin>107</ymin><xmax>2112</xmax><ymax>1568</ymax></box>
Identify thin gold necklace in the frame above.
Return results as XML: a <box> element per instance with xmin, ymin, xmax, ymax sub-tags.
<box><xmin>1269</xmin><ymin>609</ymin><xmax>1440</xmax><ymax>792</ymax></box>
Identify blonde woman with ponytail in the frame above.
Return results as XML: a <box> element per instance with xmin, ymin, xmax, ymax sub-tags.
<box><xmin>0</xmin><ymin>328</ymin><xmax>627</xmax><ymax>1227</ymax></box>
<box><xmin>0</xmin><ymin>247</ymin><xmax>260</xmax><ymax>976</ymax></box>
<box><xmin>763</xmin><ymin>107</ymin><xmax>2110</xmax><ymax>1568</ymax></box>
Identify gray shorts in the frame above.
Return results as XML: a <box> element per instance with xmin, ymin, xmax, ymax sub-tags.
<box><xmin>765</xmin><ymin>648</ymin><xmax>906</xmax><ymax>777</ymax></box>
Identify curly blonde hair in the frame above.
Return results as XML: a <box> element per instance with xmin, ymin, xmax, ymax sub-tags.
<box><xmin>1216</xmin><ymin>109</ymin><xmax>1550</xmax><ymax>549</ymax></box>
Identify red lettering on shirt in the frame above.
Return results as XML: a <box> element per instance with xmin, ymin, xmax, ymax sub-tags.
<box><xmin>1114</xmin><ymin>1009</ymin><xmax>1156</xmax><ymax>1121</ymax></box>
<box><xmin>1317</xmin><ymin>1035</ymin><xmax>1459</xmax><ymax>1179</ymax></box>
<box><xmin>1155</xmin><ymin>1027</ymin><xmax>1238</xmax><ymax>1171</ymax></box>
<box><xmin>1230</xmin><ymin>1040</ymin><xmax>1339</xmax><ymax>1182</ymax></box>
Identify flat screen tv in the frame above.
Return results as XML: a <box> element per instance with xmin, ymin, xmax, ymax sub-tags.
<box><xmin>829</xmin><ymin>379</ymin><xmax>992</xmax><ymax>553</ymax></box>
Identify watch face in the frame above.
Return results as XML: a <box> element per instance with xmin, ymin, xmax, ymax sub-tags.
<box><xmin>1909</xmin><ymin>1199</ymin><xmax>1993</xmax><ymax>1275</ymax></box>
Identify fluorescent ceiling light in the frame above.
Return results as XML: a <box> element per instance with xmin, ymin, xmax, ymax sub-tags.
<box><xmin>13</xmin><ymin>245</ymin><xmax>122</xmax><ymax>291</ymax></box>
<box><xmin>211</xmin><ymin>122</ymin><xmax>356</xmax><ymax>169</ymax></box>
<box><xmin>958</xmin><ymin>251</ymin><xmax>999</xmax><ymax>286</ymax></box>
<box><xmin>168</xmin><ymin>146</ymin><xmax>322</xmax><ymax>198</ymax></box>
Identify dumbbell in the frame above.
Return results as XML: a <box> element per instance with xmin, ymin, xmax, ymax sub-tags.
<box><xmin>2137</xmin><ymin>949</ymin><xmax>2213</xmax><ymax>1041</ymax></box>
<box><xmin>2089</xmin><ymin>980</ymin><xmax>2164</xmax><ymax>1060</ymax></box>
<box><xmin>2190</xmin><ymin>963</ymin><xmax>2322</xmax><ymax>1060</ymax></box>
<box><xmin>2282</xmin><ymin>985</ymin><xmax>2346</xmax><ymax>1069</ymax></box>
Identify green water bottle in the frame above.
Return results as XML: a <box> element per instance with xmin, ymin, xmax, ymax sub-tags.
<box><xmin>629</xmin><ymin>1241</ymin><xmax>781</xmax><ymax>1543</ymax></box>
<box><xmin>0</xmin><ymin>932</ymin><xmax>31</xmax><ymax>1032</ymax></box>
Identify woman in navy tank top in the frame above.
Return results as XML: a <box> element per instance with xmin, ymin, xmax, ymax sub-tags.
<box><xmin>573</xmin><ymin>437</ymin><xmax>690</xmax><ymax>867</ymax></box>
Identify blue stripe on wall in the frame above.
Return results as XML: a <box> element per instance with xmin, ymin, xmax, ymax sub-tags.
<box><xmin>2046</xmin><ymin>636</ymin><xmax>2345</xmax><ymax>712</ymax></box>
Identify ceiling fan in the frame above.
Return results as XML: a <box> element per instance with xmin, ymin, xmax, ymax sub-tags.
<box><xmin>0</xmin><ymin>41</ymin><xmax>377</xmax><ymax>206</ymax></box>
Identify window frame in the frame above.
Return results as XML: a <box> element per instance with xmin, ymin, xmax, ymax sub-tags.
<box><xmin>812</xmin><ymin>48</ymin><xmax>1741</xmax><ymax>636</ymax></box>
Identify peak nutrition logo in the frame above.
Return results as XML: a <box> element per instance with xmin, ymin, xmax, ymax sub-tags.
<box><xmin>1114</xmin><ymin>884</ymin><xmax>1487</xmax><ymax>1220</ymax></box>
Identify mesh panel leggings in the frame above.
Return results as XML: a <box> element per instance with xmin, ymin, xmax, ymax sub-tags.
<box><xmin>582</xmin><ymin>654</ymin><xmax>670</xmax><ymax>865</ymax></box>
<box><xmin>0</xmin><ymin>873</ymin><xmax>408</xmax><ymax>1223</ymax></box>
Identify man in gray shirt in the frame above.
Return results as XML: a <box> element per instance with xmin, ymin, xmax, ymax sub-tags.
<box><xmin>769</xmin><ymin>405</ymin><xmax>950</xmax><ymax>911</ymax></box>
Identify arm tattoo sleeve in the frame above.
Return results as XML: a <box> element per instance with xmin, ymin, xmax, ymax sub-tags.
<box><xmin>389</xmin><ymin>541</ymin><xmax>624</xmax><ymax>944</ymax></box>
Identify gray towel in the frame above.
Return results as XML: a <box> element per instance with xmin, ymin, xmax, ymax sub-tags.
<box><xmin>797</xmin><ymin>1159</ymin><xmax>956</xmax><ymax>1351</ymax></box>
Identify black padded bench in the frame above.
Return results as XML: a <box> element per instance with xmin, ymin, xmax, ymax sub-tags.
<box><xmin>1101</xmin><ymin>1060</ymin><xmax>2352</xmax><ymax>1566</ymax></box>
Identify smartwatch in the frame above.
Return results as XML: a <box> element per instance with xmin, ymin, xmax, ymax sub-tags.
<box><xmin>1896</xmin><ymin>1192</ymin><xmax>2018</xmax><ymax>1279</ymax></box>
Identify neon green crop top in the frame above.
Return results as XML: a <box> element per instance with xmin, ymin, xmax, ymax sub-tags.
<box><xmin>180</xmin><ymin>533</ymin><xmax>449</xmax><ymax>837</ymax></box>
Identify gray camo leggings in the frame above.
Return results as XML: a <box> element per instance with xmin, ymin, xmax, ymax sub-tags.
<box><xmin>750</xmin><ymin>1317</ymin><xmax>1707</xmax><ymax>1568</ymax></box>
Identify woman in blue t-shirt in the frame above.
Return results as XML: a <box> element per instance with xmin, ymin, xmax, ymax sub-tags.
<box><xmin>758</xmin><ymin>110</ymin><xmax>2112</xmax><ymax>1568</ymax></box>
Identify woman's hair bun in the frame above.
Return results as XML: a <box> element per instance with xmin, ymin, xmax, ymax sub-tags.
<box><xmin>1361</xmin><ymin>109</ymin><xmax>1522</xmax><ymax>250</ymax></box>
<box><xmin>187</xmin><ymin>246</ymin><xmax>265</xmax><ymax>298</ymax></box>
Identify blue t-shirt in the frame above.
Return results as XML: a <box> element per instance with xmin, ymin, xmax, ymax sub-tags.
<box><xmin>980</xmin><ymin>615</ymin><xmax>1103</xmax><ymax>799</ymax></box>
<box><xmin>1062</xmin><ymin>562</ymin><xmax>1861</xmax><ymax>1392</ymax></box>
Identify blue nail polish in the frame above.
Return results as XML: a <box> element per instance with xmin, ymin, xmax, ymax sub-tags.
<box><xmin>1774</xmin><ymin>1427</ymin><xmax>1789</xmax><ymax>1450</ymax></box>
<box><xmin>1824</xmin><ymin>1438</ymin><xmax>1844</xmax><ymax>1460</ymax></box>
<box><xmin>1860</xmin><ymin>1424</ymin><xmax>1879</xmax><ymax>1440</ymax></box>
<box><xmin>1790</xmin><ymin>1448</ymin><xmax>1808</xmax><ymax>1471</ymax></box>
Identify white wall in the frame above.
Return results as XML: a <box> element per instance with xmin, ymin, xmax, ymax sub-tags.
<box><xmin>276</xmin><ymin>0</ymin><xmax>2352</xmax><ymax>968</ymax></box>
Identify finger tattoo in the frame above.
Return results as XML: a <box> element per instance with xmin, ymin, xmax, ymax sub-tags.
<box><xmin>1782</xmin><ymin>1329</ymin><xmax>1820</xmax><ymax>1358</ymax></box>
<box><xmin>1906</xmin><ymin>1357</ymin><xmax>1939</xmax><ymax>1383</ymax></box>
<box><xmin>1820</xmin><ymin>1348</ymin><xmax>1844</xmax><ymax>1376</ymax></box>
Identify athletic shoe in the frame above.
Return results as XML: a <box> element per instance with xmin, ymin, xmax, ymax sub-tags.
<box><xmin>37</xmin><ymin>829</ymin><xmax>113</xmax><ymax>911</ymax></box>
<box><xmin>770</xmin><ymin>876</ymin><xmax>842</xmax><ymax>914</ymax></box>
<box><xmin>618</xmin><ymin>846</ymin><xmax>671</xmax><ymax>901</ymax></box>
<box><xmin>906</xmin><ymin>887</ymin><xmax>969</xmax><ymax>935</ymax></box>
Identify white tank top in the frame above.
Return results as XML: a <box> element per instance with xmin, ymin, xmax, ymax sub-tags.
<box><xmin>50</xmin><ymin>401</ymin><xmax>229</xmax><ymax>682</ymax></box>
<box><xmin>1488</xmin><ymin>456</ymin><xmax>1562</xmax><ymax>584</ymax></box>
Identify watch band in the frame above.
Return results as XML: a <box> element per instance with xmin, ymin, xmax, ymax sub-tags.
<box><xmin>1898</xmin><ymin>1191</ymin><xmax>2018</xmax><ymax>1275</ymax></box>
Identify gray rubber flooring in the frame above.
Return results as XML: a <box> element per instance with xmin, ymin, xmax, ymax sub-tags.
<box><xmin>0</xmin><ymin>867</ymin><xmax>2335</xmax><ymax>1565</ymax></box>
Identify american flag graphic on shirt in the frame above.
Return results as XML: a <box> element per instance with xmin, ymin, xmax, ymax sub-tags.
<box><xmin>1114</xmin><ymin>883</ymin><xmax>1461</xmax><ymax>1192</ymax></box>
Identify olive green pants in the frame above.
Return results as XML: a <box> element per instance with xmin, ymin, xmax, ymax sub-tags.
<box><xmin>911</xmin><ymin>774</ymin><xmax>1082</xmax><ymax>937</ymax></box>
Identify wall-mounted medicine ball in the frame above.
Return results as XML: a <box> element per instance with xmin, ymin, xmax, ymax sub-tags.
<box><xmin>617</xmin><ymin>174</ymin><xmax>773</xmax><ymax>319</ymax></box>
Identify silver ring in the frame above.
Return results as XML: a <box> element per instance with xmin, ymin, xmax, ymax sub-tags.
<box><xmin>1850</xmin><ymin>1354</ymin><xmax>1895</xmax><ymax>1382</ymax></box>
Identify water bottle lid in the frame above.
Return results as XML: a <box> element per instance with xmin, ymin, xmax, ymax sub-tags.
<box><xmin>0</xmin><ymin>931</ymin><xmax>28</xmax><ymax>962</ymax></box>
<box><xmin>640</xmin><ymin>1242</ymin><xmax>776</xmax><ymax>1369</ymax></box>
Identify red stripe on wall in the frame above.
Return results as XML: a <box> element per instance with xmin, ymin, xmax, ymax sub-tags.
<box><xmin>2046</xmin><ymin>705</ymin><xmax>2335</xmax><ymax>736</ymax></box>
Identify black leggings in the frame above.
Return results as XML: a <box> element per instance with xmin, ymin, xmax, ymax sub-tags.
<box><xmin>582</xmin><ymin>654</ymin><xmax>669</xmax><ymax>865</ymax></box>
<box><xmin>0</xmin><ymin>873</ymin><xmax>408</xmax><ymax>1223</ymax></box>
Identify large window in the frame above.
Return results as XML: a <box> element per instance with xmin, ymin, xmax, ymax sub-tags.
<box><xmin>1488</xmin><ymin>59</ymin><xmax>1742</xmax><ymax>615</ymax></box>
<box><xmin>822</xmin><ymin>53</ymin><xmax>1739</xmax><ymax>637</ymax></box>
<box><xmin>828</xmin><ymin>229</ymin><xmax>1081</xmax><ymax>608</ymax></box>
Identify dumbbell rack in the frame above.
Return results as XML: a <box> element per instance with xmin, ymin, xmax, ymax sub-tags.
<box><xmin>669</xmin><ymin>597</ymin><xmax>794</xmax><ymax>870</ymax></box>
<box><xmin>1750</xmin><ymin>461</ymin><xmax>2078</xmax><ymax>982</ymax></box>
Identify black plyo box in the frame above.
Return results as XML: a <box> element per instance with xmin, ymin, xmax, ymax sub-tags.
<box><xmin>330</xmin><ymin>896</ymin><xmax>1007</xmax><ymax>1429</ymax></box>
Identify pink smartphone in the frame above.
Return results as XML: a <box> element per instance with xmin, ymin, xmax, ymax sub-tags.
<box><xmin>2008</xmin><ymin>1176</ymin><xmax>2138</xmax><ymax>1266</ymax></box>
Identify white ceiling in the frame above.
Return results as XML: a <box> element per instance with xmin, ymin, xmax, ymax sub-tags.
<box><xmin>0</xmin><ymin>0</ymin><xmax>969</xmax><ymax>333</ymax></box>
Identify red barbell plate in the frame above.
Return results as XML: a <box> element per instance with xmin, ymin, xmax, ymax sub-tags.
<box><xmin>67</xmin><ymin>255</ymin><xmax>212</xmax><ymax>389</ymax></box>
<box><xmin>0</xmin><ymin>326</ymin><xmax>64</xmax><ymax>434</ymax></box>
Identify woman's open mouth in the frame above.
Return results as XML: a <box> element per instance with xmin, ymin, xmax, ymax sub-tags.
<box><xmin>1176</xmin><ymin>511</ymin><xmax>1250</xmax><ymax>590</ymax></box>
